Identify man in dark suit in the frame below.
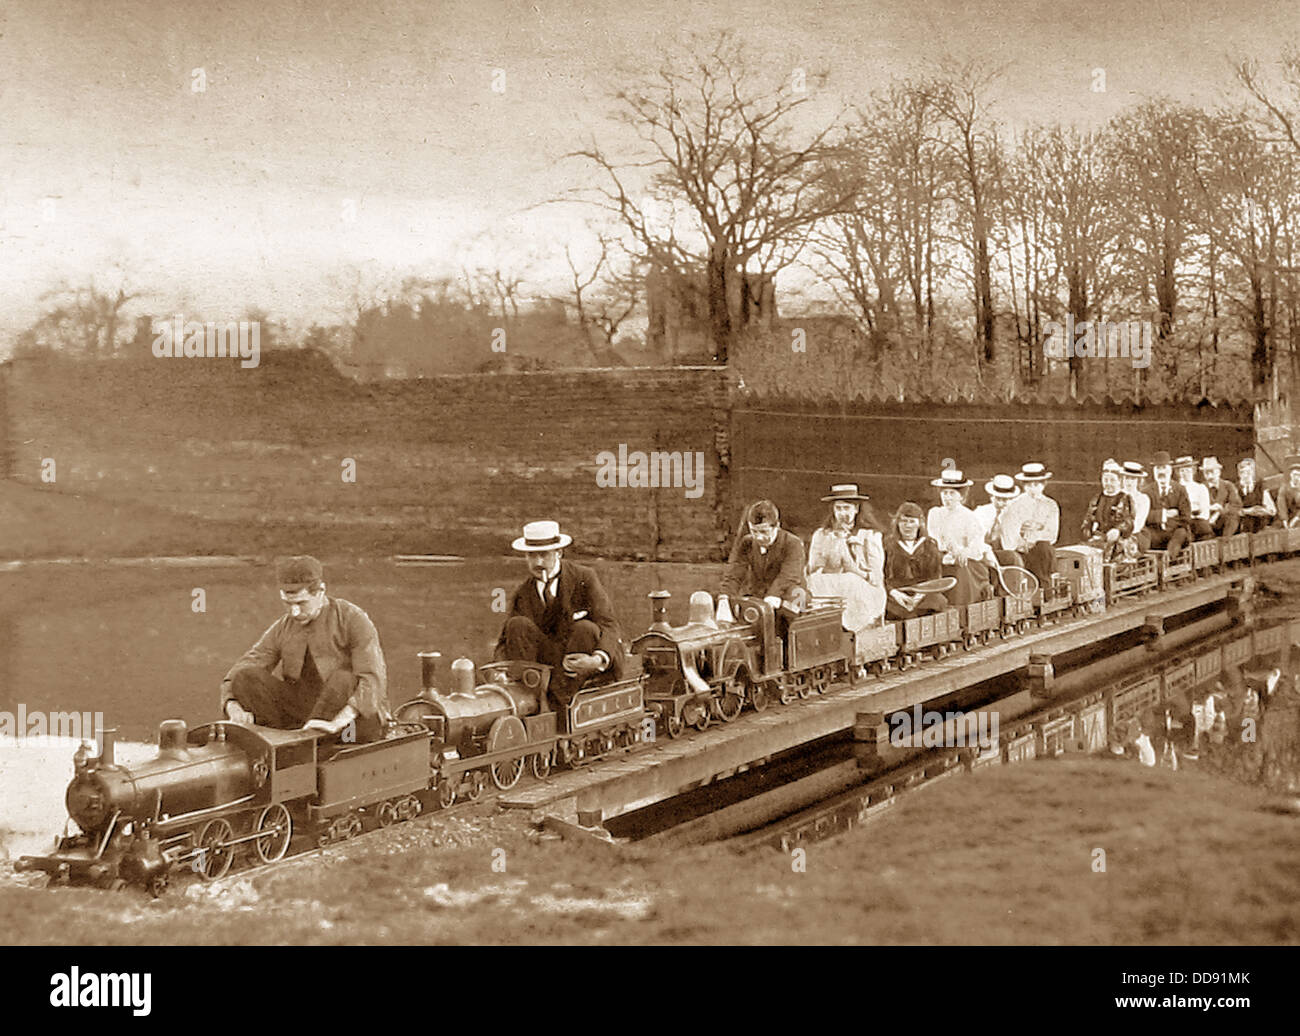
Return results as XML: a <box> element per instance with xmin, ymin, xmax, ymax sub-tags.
<box><xmin>1144</xmin><ymin>450</ymin><xmax>1192</xmax><ymax>555</ymax></box>
<box><xmin>494</xmin><ymin>520</ymin><xmax>625</xmax><ymax>705</ymax></box>
<box><xmin>716</xmin><ymin>500</ymin><xmax>810</xmax><ymax>623</ymax></box>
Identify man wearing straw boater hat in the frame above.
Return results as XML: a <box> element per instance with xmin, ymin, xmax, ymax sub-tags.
<box><xmin>495</xmin><ymin>520</ymin><xmax>625</xmax><ymax>704</ymax></box>
<box><xmin>1200</xmin><ymin>456</ymin><xmax>1241</xmax><ymax>539</ymax></box>
<box><xmin>220</xmin><ymin>555</ymin><xmax>391</xmax><ymax>742</ymax></box>
<box><xmin>997</xmin><ymin>462</ymin><xmax>1059</xmax><ymax>588</ymax></box>
<box><xmin>973</xmin><ymin>474</ymin><xmax>1025</xmax><ymax>571</ymax></box>
<box><xmin>1143</xmin><ymin>451</ymin><xmax>1192</xmax><ymax>555</ymax></box>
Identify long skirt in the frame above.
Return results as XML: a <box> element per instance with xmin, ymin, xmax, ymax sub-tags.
<box><xmin>808</xmin><ymin>571</ymin><xmax>886</xmax><ymax>660</ymax></box>
<box><xmin>942</xmin><ymin>560</ymin><xmax>992</xmax><ymax>607</ymax></box>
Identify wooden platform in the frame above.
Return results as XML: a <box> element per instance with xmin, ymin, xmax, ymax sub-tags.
<box><xmin>500</xmin><ymin>562</ymin><xmax>1285</xmax><ymax>826</ymax></box>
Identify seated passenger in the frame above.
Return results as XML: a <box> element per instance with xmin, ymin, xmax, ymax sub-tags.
<box><xmin>1237</xmin><ymin>458</ymin><xmax>1277</xmax><ymax>533</ymax></box>
<box><xmin>998</xmin><ymin>462</ymin><xmax>1059</xmax><ymax>589</ymax></box>
<box><xmin>220</xmin><ymin>555</ymin><xmax>391</xmax><ymax>742</ymax></box>
<box><xmin>926</xmin><ymin>468</ymin><xmax>993</xmax><ymax>606</ymax></box>
<box><xmin>1144</xmin><ymin>451</ymin><xmax>1191</xmax><ymax>556</ymax></box>
<box><xmin>1278</xmin><ymin>464</ymin><xmax>1300</xmax><ymax>528</ymax></box>
<box><xmin>973</xmin><ymin>474</ymin><xmax>1027</xmax><ymax>571</ymax></box>
<box><xmin>1176</xmin><ymin>455</ymin><xmax>1215</xmax><ymax>540</ymax></box>
<box><xmin>1200</xmin><ymin>456</ymin><xmax>1240</xmax><ymax>538</ymax></box>
<box><xmin>1121</xmin><ymin>461</ymin><xmax>1152</xmax><ymax>552</ymax></box>
<box><xmin>717</xmin><ymin>500</ymin><xmax>810</xmax><ymax>623</ymax></box>
<box><xmin>494</xmin><ymin>520</ymin><xmax>625</xmax><ymax>706</ymax></box>
<box><xmin>806</xmin><ymin>484</ymin><xmax>886</xmax><ymax>645</ymax></box>
<box><xmin>884</xmin><ymin>502</ymin><xmax>949</xmax><ymax>620</ymax></box>
<box><xmin>1081</xmin><ymin>460</ymin><xmax>1136</xmax><ymax>562</ymax></box>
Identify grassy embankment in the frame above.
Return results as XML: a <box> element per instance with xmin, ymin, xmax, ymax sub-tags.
<box><xmin>3</xmin><ymin>758</ymin><xmax>1297</xmax><ymax>945</ymax></box>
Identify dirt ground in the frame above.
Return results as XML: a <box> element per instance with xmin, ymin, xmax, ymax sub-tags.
<box><xmin>3</xmin><ymin>757</ymin><xmax>1297</xmax><ymax>945</ymax></box>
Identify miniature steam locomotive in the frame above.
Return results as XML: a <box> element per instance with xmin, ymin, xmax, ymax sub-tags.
<box><xmin>15</xmin><ymin>527</ymin><xmax>1287</xmax><ymax>894</ymax></box>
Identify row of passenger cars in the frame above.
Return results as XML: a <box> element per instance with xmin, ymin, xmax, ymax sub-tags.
<box><xmin>16</xmin><ymin>528</ymin><xmax>1288</xmax><ymax>893</ymax></box>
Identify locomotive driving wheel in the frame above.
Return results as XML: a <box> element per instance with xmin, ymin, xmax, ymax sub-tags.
<box><xmin>196</xmin><ymin>818</ymin><xmax>235</xmax><ymax>880</ymax></box>
<box><xmin>254</xmin><ymin>803</ymin><xmax>292</xmax><ymax>862</ymax></box>
<box><xmin>531</xmin><ymin>749</ymin><xmax>553</xmax><ymax>779</ymax></box>
<box><xmin>491</xmin><ymin>754</ymin><xmax>526</xmax><ymax>790</ymax></box>
<box><xmin>713</xmin><ymin>675</ymin><xmax>746</xmax><ymax>722</ymax></box>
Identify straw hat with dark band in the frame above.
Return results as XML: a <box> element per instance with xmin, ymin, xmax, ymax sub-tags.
<box><xmin>821</xmin><ymin>483</ymin><xmax>870</xmax><ymax>502</ymax></box>
<box><xmin>511</xmin><ymin>520</ymin><xmax>573</xmax><ymax>552</ymax></box>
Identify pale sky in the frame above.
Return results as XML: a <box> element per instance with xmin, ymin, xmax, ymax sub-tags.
<box><xmin>0</xmin><ymin>0</ymin><xmax>1296</xmax><ymax>337</ymax></box>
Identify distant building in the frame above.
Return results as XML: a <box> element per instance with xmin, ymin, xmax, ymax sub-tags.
<box><xmin>646</xmin><ymin>265</ymin><xmax>776</xmax><ymax>360</ymax></box>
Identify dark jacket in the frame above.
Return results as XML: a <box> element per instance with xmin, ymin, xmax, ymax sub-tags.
<box><xmin>883</xmin><ymin>536</ymin><xmax>943</xmax><ymax>589</ymax></box>
<box><xmin>719</xmin><ymin>528</ymin><xmax>808</xmax><ymax>601</ymax></box>
<box><xmin>494</xmin><ymin>561</ymin><xmax>625</xmax><ymax>676</ymax></box>
<box><xmin>1144</xmin><ymin>482</ymin><xmax>1192</xmax><ymax>530</ymax></box>
<box><xmin>1082</xmin><ymin>491</ymin><xmax>1136</xmax><ymax>539</ymax></box>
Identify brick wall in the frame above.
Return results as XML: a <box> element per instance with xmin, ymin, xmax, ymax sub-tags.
<box><xmin>732</xmin><ymin>395</ymin><xmax>1258</xmax><ymax>545</ymax></box>
<box><xmin>3</xmin><ymin>353</ymin><xmax>733</xmax><ymax>562</ymax></box>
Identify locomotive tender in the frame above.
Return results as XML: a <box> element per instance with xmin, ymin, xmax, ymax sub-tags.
<box><xmin>15</xmin><ymin>528</ymin><xmax>1289</xmax><ymax>892</ymax></box>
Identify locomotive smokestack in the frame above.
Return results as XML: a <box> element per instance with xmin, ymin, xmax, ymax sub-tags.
<box><xmin>649</xmin><ymin>590</ymin><xmax>671</xmax><ymax>631</ymax></box>
<box><xmin>450</xmin><ymin>657</ymin><xmax>476</xmax><ymax>696</ymax></box>
<box><xmin>418</xmin><ymin>651</ymin><xmax>442</xmax><ymax>697</ymax></box>
<box><xmin>97</xmin><ymin>726</ymin><xmax>116</xmax><ymax>768</ymax></box>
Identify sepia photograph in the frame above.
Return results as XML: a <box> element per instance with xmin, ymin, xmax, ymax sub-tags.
<box><xmin>0</xmin><ymin>0</ymin><xmax>1297</xmax><ymax>985</ymax></box>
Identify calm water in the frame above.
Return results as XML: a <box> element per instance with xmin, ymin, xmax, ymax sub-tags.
<box><xmin>0</xmin><ymin>558</ymin><xmax>721</xmax><ymax>742</ymax></box>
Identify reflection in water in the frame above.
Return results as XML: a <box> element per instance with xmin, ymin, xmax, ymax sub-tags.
<box><xmin>1114</xmin><ymin>627</ymin><xmax>1300</xmax><ymax>797</ymax></box>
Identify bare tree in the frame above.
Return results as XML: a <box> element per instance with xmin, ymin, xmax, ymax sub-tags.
<box><xmin>1236</xmin><ymin>49</ymin><xmax>1300</xmax><ymax>156</ymax></box>
<box><xmin>569</xmin><ymin>32</ymin><xmax>857</xmax><ymax>362</ymax></box>
<box><xmin>555</xmin><ymin>238</ymin><xmax>642</xmax><ymax>356</ymax></box>
<box><xmin>928</xmin><ymin>59</ymin><xmax>1007</xmax><ymax>367</ymax></box>
<box><xmin>21</xmin><ymin>277</ymin><xmax>140</xmax><ymax>356</ymax></box>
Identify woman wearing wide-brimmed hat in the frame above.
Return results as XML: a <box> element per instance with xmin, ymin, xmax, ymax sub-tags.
<box><xmin>1120</xmin><ymin>461</ymin><xmax>1152</xmax><ymax>551</ymax></box>
<box><xmin>926</xmin><ymin>468</ymin><xmax>993</xmax><ymax>606</ymax></box>
<box><xmin>997</xmin><ymin>462</ymin><xmax>1060</xmax><ymax>588</ymax></box>
<box><xmin>806</xmin><ymin>484</ymin><xmax>887</xmax><ymax>644</ymax></box>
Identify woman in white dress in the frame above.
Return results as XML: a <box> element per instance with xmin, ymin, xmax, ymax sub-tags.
<box><xmin>806</xmin><ymin>484</ymin><xmax>886</xmax><ymax>651</ymax></box>
<box><xmin>926</xmin><ymin>468</ymin><xmax>993</xmax><ymax>607</ymax></box>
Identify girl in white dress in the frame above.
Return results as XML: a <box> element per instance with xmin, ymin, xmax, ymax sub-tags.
<box><xmin>806</xmin><ymin>484</ymin><xmax>886</xmax><ymax>652</ymax></box>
